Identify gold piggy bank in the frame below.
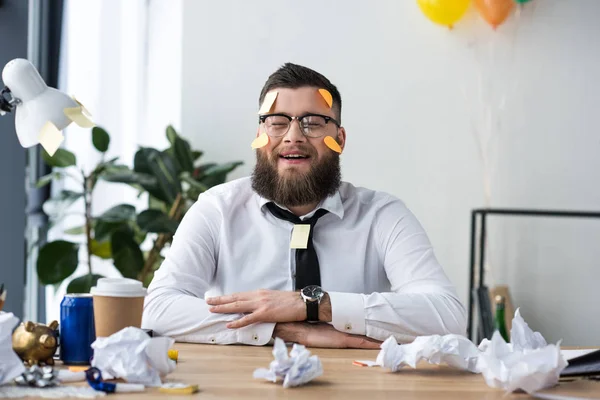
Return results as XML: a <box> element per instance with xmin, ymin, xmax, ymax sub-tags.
<box><xmin>12</xmin><ymin>320</ymin><xmax>59</xmax><ymax>366</ymax></box>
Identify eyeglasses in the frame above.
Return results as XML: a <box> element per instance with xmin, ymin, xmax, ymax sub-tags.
<box><xmin>258</xmin><ymin>113</ymin><xmax>340</xmax><ymax>138</ymax></box>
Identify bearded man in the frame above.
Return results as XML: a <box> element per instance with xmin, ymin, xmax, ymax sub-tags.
<box><xmin>142</xmin><ymin>63</ymin><xmax>466</xmax><ymax>348</ymax></box>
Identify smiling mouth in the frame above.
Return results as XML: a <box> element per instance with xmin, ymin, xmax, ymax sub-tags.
<box><xmin>279</xmin><ymin>154</ymin><xmax>310</xmax><ymax>160</ymax></box>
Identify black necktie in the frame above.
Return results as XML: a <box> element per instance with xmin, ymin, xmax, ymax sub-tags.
<box><xmin>266</xmin><ymin>202</ymin><xmax>329</xmax><ymax>290</ymax></box>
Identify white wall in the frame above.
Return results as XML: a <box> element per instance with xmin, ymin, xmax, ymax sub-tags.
<box><xmin>180</xmin><ymin>0</ymin><xmax>600</xmax><ymax>345</ymax></box>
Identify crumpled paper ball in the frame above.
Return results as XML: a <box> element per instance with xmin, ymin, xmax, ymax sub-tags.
<box><xmin>0</xmin><ymin>312</ymin><xmax>26</xmax><ymax>385</ymax></box>
<box><xmin>91</xmin><ymin>327</ymin><xmax>176</xmax><ymax>387</ymax></box>
<box><xmin>253</xmin><ymin>337</ymin><xmax>323</xmax><ymax>388</ymax></box>
<box><xmin>375</xmin><ymin>309</ymin><xmax>568</xmax><ymax>394</ymax></box>
<box><xmin>476</xmin><ymin>309</ymin><xmax>567</xmax><ymax>394</ymax></box>
<box><xmin>376</xmin><ymin>334</ymin><xmax>480</xmax><ymax>372</ymax></box>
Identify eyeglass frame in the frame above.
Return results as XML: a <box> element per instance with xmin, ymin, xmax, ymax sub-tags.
<box><xmin>258</xmin><ymin>112</ymin><xmax>341</xmax><ymax>138</ymax></box>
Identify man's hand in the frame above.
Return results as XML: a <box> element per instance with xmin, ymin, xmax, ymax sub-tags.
<box><xmin>274</xmin><ymin>322</ymin><xmax>382</xmax><ymax>349</ymax></box>
<box><xmin>207</xmin><ymin>289</ymin><xmax>306</xmax><ymax>329</ymax></box>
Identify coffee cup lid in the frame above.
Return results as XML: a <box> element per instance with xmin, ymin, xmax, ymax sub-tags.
<box><xmin>91</xmin><ymin>278</ymin><xmax>147</xmax><ymax>297</ymax></box>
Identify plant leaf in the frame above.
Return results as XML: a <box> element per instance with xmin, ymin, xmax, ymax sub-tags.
<box><xmin>37</xmin><ymin>240</ymin><xmax>79</xmax><ymax>285</ymax></box>
<box><xmin>198</xmin><ymin>161</ymin><xmax>244</xmax><ymax>187</ymax></box>
<box><xmin>91</xmin><ymin>239</ymin><xmax>112</xmax><ymax>259</ymax></box>
<box><xmin>136</xmin><ymin>209</ymin><xmax>178</xmax><ymax>234</ymax></box>
<box><xmin>111</xmin><ymin>228</ymin><xmax>144</xmax><ymax>279</ymax></box>
<box><xmin>165</xmin><ymin>126</ymin><xmax>194</xmax><ymax>173</ymax></box>
<box><xmin>42</xmin><ymin>148</ymin><xmax>77</xmax><ymax>168</ymax></box>
<box><xmin>64</xmin><ymin>225</ymin><xmax>86</xmax><ymax>235</ymax></box>
<box><xmin>42</xmin><ymin>190</ymin><xmax>84</xmax><ymax>220</ymax></box>
<box><xmin>36</xmin><ymin>172</ymin><xmax>63</xmax><ymax>188</ymax></box>
<box><xmin>97</xmin><ymin>204</ymin><xmax>136</xmax><ymax>223</ymax></box>
<box><xmin>92</xmin><ymin>126</ymin><xmax>110</xmax><ymax>153</ymax></box>
<box><xmin>192</xmin><ymin>151</ymin><xmax>203</xmax><ymax>162</ymax></box>
<box><xmin>147</xmin><ymin>151</ymin><xmax>181</xmax><ymax>204</ymax></box>
<box><xmin>94</xmin><ymin>220</ymin><xmax>127</xmax><ymax>242</ymax></box>
<box><xmin>66</xmin><ymin>274</ymin><xmax>104</xmax><ymax>294</ymax></box>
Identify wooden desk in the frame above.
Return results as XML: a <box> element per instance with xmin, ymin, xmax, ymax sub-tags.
<box><xmin>105</xmin><ymin>343</ymin><xmax>600</xmax><ymax>399</ymax></box>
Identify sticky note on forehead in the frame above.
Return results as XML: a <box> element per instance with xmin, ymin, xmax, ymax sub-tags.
<box><xmin>318</xmin><ymin>89</ymin><xmax>333</xmax><ymax>108</ymax></box>
<box><xmin>258</xmin><ymin>91</ymin><xmax>278</xmax><ymax>114</ymax></box>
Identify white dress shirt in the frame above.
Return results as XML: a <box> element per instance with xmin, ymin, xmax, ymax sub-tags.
<box><xmin>142</xmin><ymin>177</ymin><xmax>467</xmax><ymax>345</ymax></box>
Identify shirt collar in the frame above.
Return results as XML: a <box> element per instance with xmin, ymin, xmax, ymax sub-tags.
<box><xmin>257</xmin><ymin>190</ymin><xmax>344</xmax><ymax>220</ymax></box>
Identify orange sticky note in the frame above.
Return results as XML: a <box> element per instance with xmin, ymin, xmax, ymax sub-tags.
<box><xmin>258</xmin><ymin>91</ymin><xmax>278</xmax><ymax>114</ymax></box>
<box><xmin>251</xmin><ymin>132</ymin><xmax>269</xmax><ymax>149</ymax></box>
<box><xmin>38</xmin><ymin>121</ymin><xmax>65</xmax><ymax>156</ymax></box>
<box><xmin>290</xmin><ymin>224</ymin><xmax>310</xmax><ymax>249</ymax></box>
<box><xmin>318</xmin><ymin>89</ymin><xmax>333</xmax><ymax>108</ymax></box>
<box><xmin>324</xmin><ymin>136</ymin><xmax>342</xmax><ymax>153</ymax></box>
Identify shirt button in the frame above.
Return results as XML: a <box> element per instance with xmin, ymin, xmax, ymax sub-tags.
<box><xmin>209</xmin><ymin>337</ymin><xmax>216</xmax><ymax>344</ymax></box>
<box><xmin>253</xmin><ymin>334</ymin><xmax>259</xmax><ymax>341</ymax></box>
<box><xmin>345</xmin><ymin>323</ymin><xmax>352</xmax><ymax>331</ymax></box>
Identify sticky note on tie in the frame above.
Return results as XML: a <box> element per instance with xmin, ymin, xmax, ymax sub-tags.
<box><xmin>251</xmin><ymin>132</ymin><xmax>269</xmax><ymax>149</ymax></box>
<box><xmin>318</xmin><ymin>88</ymin><xmax>333</xmax><ymax>108</ymax></box>
<box><xmin>324</xmin><ymin>135</ymin><xmax>342</xmax><ymax>153</ymax></box>
<box><xmin>290</xmin><ymin>224</ymin><xmax>310</xmax><ymax>249</ymax></box>
<box><xmin>38</xmin><ymin>121</ymin><xmax>65</xmax><ymax>156</ymax></box>
<box><xmin>258</xmin><ymin>91</ymin><xmax>278</xmax><ymax>114</ymax></box>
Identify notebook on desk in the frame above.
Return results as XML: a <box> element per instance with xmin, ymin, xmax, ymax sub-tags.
<box><xmin>560</xmin><ymin>349</ymin><xmax>600</xmax><ymax>377</ymax></box>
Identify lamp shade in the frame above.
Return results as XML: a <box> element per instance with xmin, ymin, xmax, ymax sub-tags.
<box><xmin>2</xmin><ymin>58</ymin><xmax>78</xmax><ymax>148</ymax></box>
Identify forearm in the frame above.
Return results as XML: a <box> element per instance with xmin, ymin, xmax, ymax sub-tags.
<box><xmin>142</xmin><ymin>288</ymin><xmax>275</xmax><ymax>345</ymax></box>
<box><xmin>327</xmin><ymin>290</ymin><xmax>467</xmax><ymax>343</ymax></box>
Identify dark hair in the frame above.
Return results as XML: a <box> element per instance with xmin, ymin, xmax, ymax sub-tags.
<box><xmin>259</xmin><ymin>63</ymin><xmax>342</xmax><ymax>123</ymax></box>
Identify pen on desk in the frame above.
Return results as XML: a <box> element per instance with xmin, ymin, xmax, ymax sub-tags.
<box><xmin>0</xmin><ymin>283</ymin><xmax>5</xmax><ymax>311</ymax></box>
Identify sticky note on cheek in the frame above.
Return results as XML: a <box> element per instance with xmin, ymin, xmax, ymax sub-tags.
<box><xmin>258</xmin><ymin>91</ymin><xmax>278</xmax><ymax>114</ymax></box>
<box><xmin>290</xmin><ymin>224</ymin><xmax>311</xmax><ymax>249</ymax></box>
<box><xmin>318</xmin><ymin>89</ymin><xmax>333</xmax><ymax>108</ymax></box>
<box><xmin>38</xmin><ymin>121</ymin><xmax>65</xmax><ymax>156</ymax></box>
<box><xmin>324</xmin><ymin>136</ymin><xmax>342</xmax><ymax>153</ymax></box>
<box><xmin>251</xmin><ymin>132</ymin><xmax>269</xmax><ymax>149</ymax></box>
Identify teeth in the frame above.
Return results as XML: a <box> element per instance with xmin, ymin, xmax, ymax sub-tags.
<box><xmin>283</xmin><ymin>155</ymin><xmax>306</xmax><ymax>158</ymax></box>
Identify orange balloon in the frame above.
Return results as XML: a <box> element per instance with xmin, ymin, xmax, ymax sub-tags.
<box><xmin>474</xmin><ymin>0</ymin><xmax>514</xmax><ymax>29</ymax></box>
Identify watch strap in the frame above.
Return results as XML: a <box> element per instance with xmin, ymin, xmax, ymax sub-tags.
<box><xmin>306</xmin><ymin>300</ymin><xmax>319</xmax><ymax>322</ymax></box>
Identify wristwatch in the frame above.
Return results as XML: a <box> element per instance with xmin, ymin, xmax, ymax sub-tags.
<box><xmin>300</xmin><ymin>285</ymin><xmax>325</xmax><ymax>322</ymax></box>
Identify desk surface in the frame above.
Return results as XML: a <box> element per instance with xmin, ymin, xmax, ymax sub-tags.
<box><xmin>102</xmin><ymin>343</ymin><xmax>599</xmax><ymax>400</ymax></box>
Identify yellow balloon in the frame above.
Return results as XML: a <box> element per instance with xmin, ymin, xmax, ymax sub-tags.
<box><xmin>417</xmin><ymin>0</ymin><xmax>471</xmax><ymax>28</ymax></box>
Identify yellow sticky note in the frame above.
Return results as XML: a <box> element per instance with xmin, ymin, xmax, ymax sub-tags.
<box><xmin>258</xmin><ymin>91</ymin><xmax>278</xmax><ymax>114</ymax></box>
<box><xmin>64</xmin><ymin>97</ymin><xmax>94</xmax><ymax>128</ymax></box>
<box><xmin>64</xmin><ymin>106</ymin><xmax>95</xmax><ymax>128</ymax></box>
<box><xmin>251</xmin><ymin>132</ymin><xmax>269</xmax><ymax>149</ymax></box>
<box><xmin>290</xmin><ymin>224</ymin><xmax>310</xmax><ymax>249</ymax></box>
<box><xmin>318</xmin><ymin>88</ymin><xmax>333</xmax><ymax>108</ymax></box>
<box><xmin>324</xmin><ymin>135</ymin><xmax>342</xmax><ymax>153</ymax></box>
<box><xmin>38</xmin><ymin>121</ymin><xmax>65</xmax><ymax>156</ymax></box>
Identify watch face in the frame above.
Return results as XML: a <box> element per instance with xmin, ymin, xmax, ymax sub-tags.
<box><xmin>302</xmin><ymin>285</ymin><xmax>323</xmax><ymax>299</ymax></box>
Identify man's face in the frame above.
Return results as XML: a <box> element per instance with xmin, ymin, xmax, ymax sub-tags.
<box><xmin>251</xmin><ymin>87</ymin><xmax>346</xmax><ymax>206</ymax></box>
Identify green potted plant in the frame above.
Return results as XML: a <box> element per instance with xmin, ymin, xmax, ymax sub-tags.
<box><xmin>36</xmin><ymin>125</ymin><xmax>242</xmax><ymax>292</ymax></box>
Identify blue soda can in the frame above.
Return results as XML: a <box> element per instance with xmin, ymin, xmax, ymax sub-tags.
<box><xmin>60</xmin><ymin>293</ymin><xmax>96</xmax><ymax>365</ymax></box>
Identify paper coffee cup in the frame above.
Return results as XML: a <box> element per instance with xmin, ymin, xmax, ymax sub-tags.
<box><xmin>90</xmin><ymin>278</ymin><xmax>147</xmax><ymax>338</ymax></box>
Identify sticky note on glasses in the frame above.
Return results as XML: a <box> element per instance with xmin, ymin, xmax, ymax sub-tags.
<box><xmin>38</xmin><ymin>121</ymin><xmax>65</xmax><ymax>157</ymax></box>
<box><xmin>318</xmin><ymin>89</ymin><xmax>333</xmax><ymax>108</ymax></box>
<box><xmin>290</xmin><ymin>224</ymin><xmax>310</xmax><ymax>249</ymax></box>
<box><xmin>258</xmin><ymin>91</ymin><xmax>278</xmax><ymax>114</ymax></box>
<box><xmin>251</xmin><ymin>132</ymin><xmax>269</xmax><ymax>149</ymax></box>
<box><xmin>324</xmin><ymin>136</ymin><xmax>342</xmax><ymax>153</ymax></box>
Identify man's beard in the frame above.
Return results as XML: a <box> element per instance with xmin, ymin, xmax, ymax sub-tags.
<box><xmin>251</xmin><ymin>147</ymin><xmax>342</xmax><ymax>207</ymax></box>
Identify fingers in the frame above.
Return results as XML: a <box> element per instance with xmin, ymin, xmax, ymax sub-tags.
<box><xmin>206</xmin><ymin>293</ymin><xmax>240</xmax><ymax>305</ymax></box>
<box><xmin>226</xmin><ymin>314</ymin><xmax>258</xmax><ymax>329</ymax></box>
<box><xmin>209</xmin><ymin>301</ymin><xmax>252</xmax><ymax>314</ymax></box>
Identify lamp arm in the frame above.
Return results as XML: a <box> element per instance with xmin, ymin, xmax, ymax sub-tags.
<box><xmin>0</xmin><ymin>86</ymin><xmax>20</xmax><ymax>115</ymax></box>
